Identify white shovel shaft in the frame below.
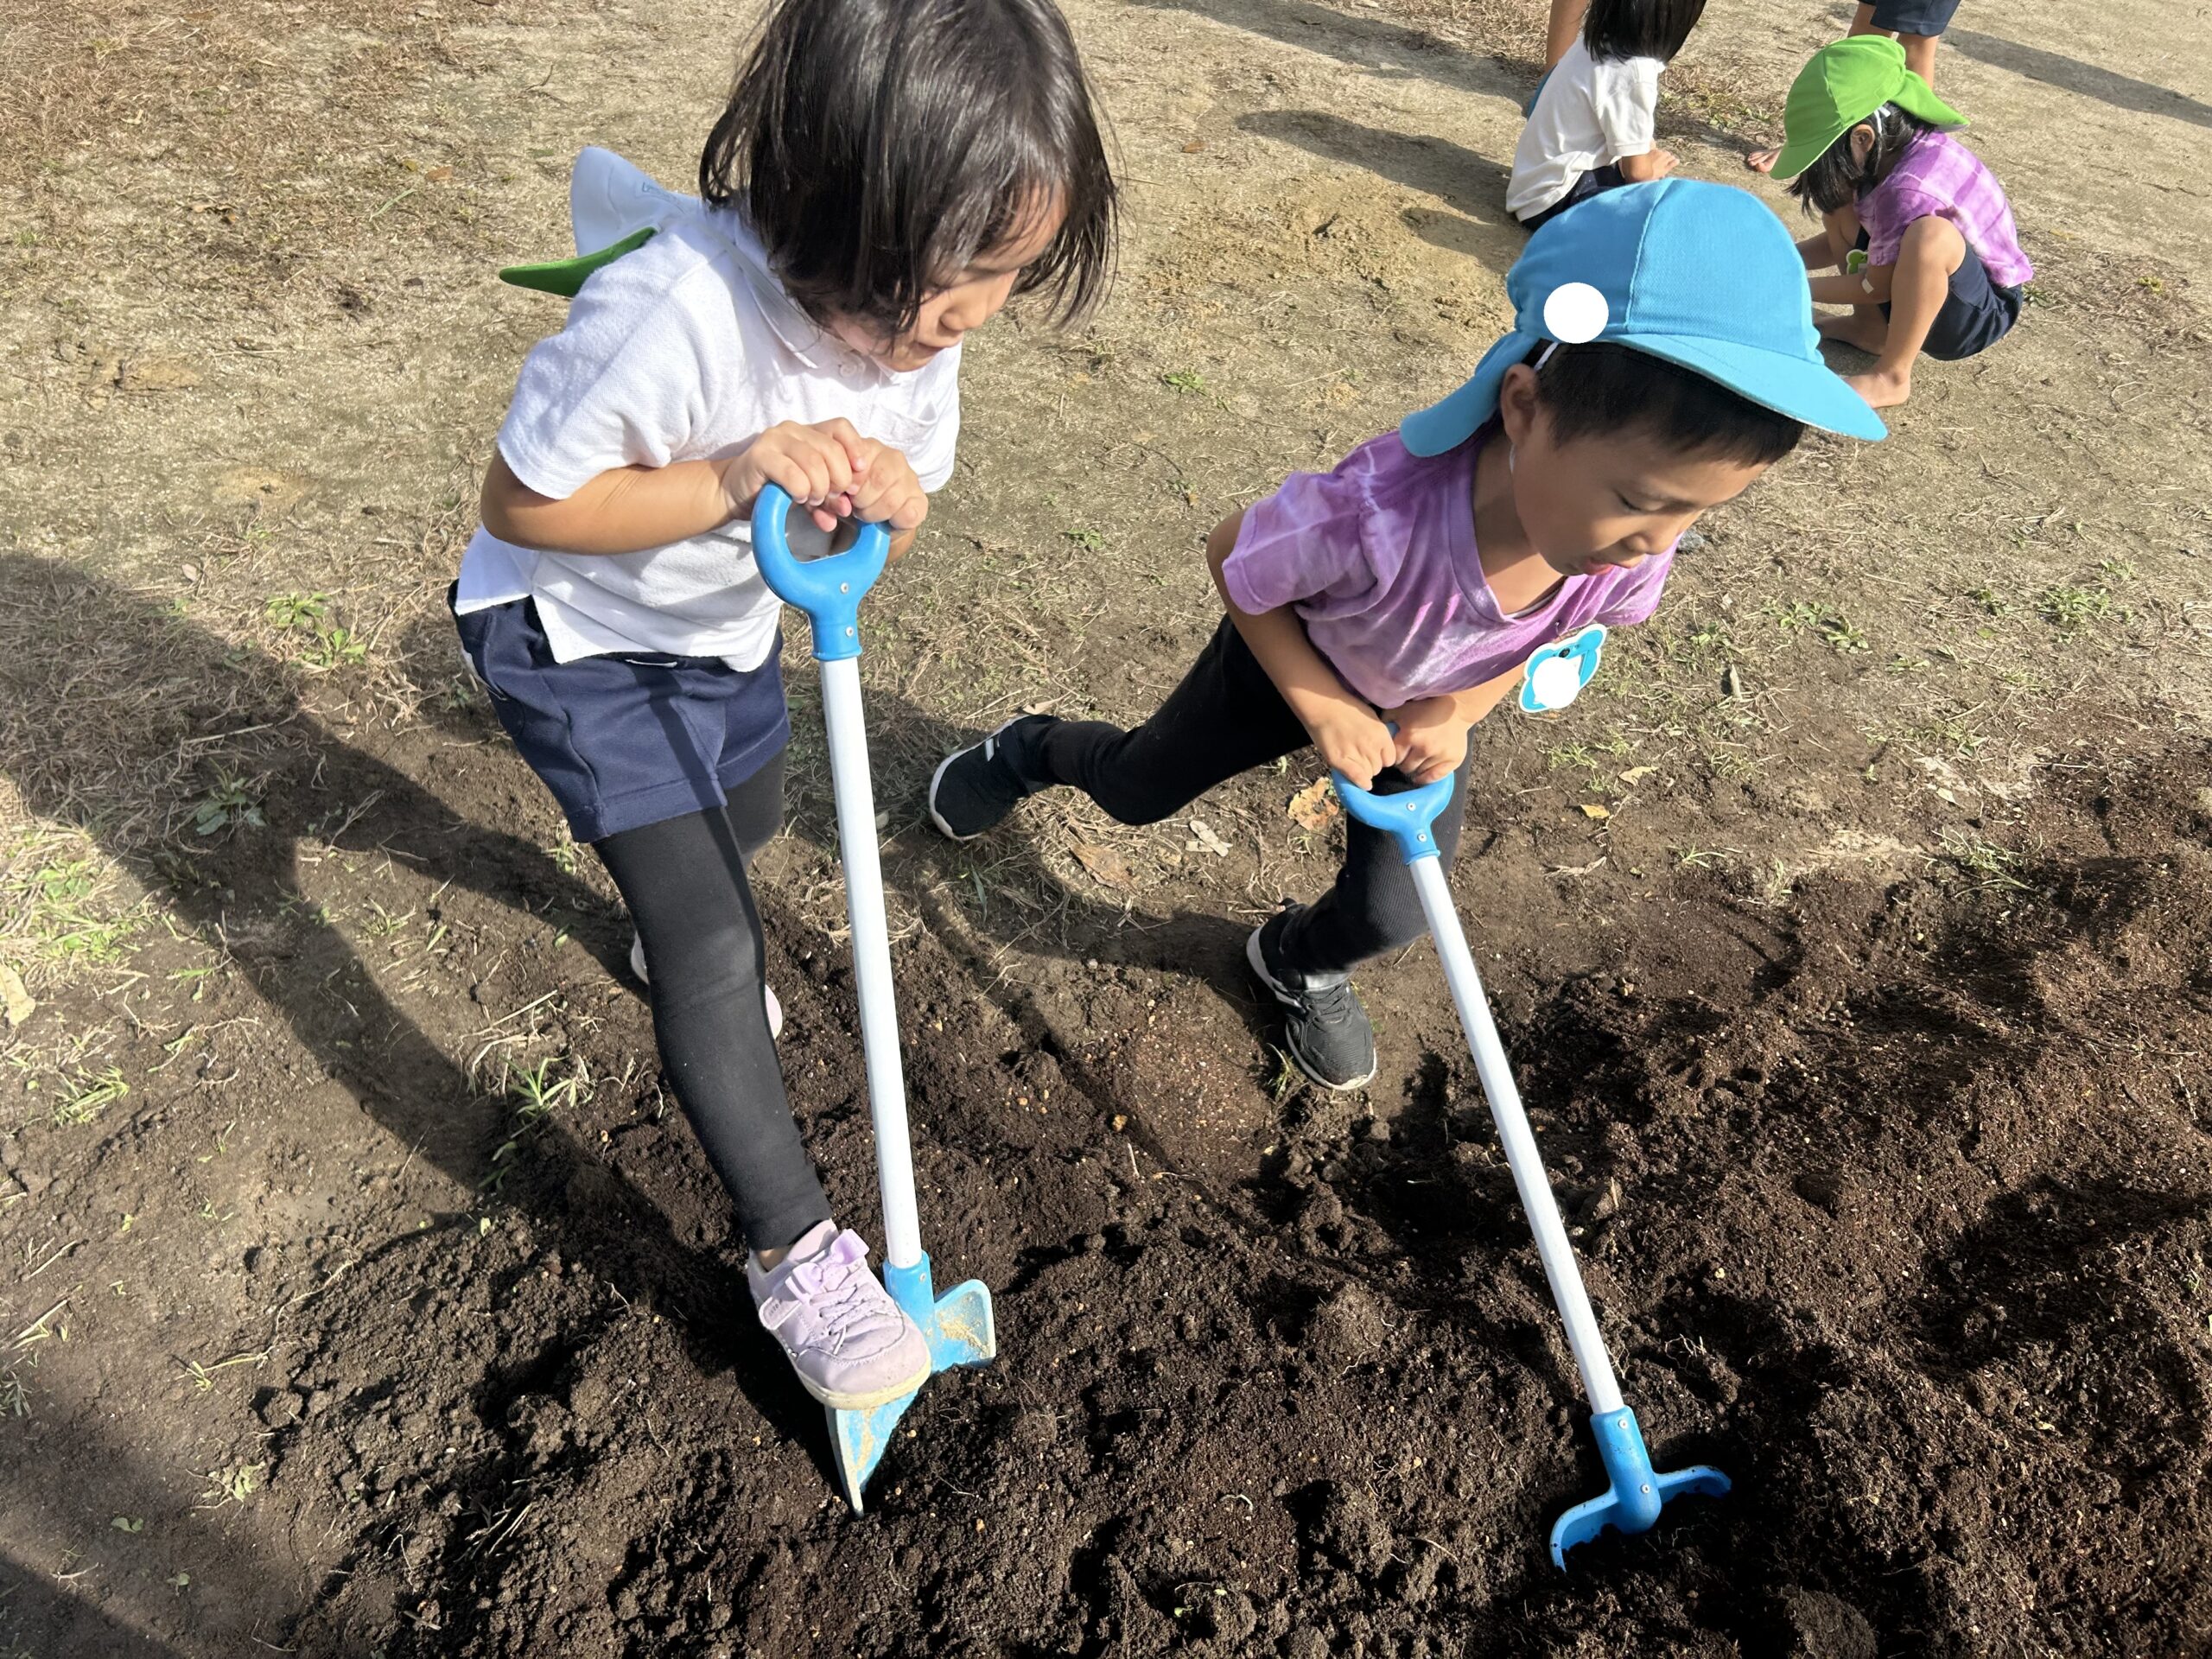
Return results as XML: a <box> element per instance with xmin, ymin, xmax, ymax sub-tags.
<box><xmin>1409</xmin><ymin>857</ymin><xmax>1624</xmax><ymax>1417</ymax></box>
<box><xmin>817</xmin><ymin>657</ymin><xmax>923</xmax><ymax>1272</ymax></box>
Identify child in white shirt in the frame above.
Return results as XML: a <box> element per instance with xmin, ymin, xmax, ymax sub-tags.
<box><xmin>1510</xmin><ymin>0</ymin><xmax>1707</xmax><ymax>229</ymax></box>
<box><xmin>454</xmin><ymin>0</ymin><xmax>1116</xmax><ymax>1413</ymax></box>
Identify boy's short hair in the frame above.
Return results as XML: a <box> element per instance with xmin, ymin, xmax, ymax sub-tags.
<box><xmin>702</xmin><ymin>0</ymin><xmax>1117</xmax><ymax>338</ymax></box>
<box><xmin>1535</xmin><ymin>342</ymin><xmax>1805</xmax><ymax>465</ymax></box>
<box><xmin>1785</xmin><ymin>103</ymin><xmax>1934</xmax><ymax>215</ymax></box>
<box><xmin>1581</xmin><ymin>0</ymin><xmax>1709</xmax><ymax>63</ymax></box>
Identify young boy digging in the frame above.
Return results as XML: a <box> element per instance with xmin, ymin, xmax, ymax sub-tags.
<box><xmin>930</xmin><ymin>181</ymin><xmax>1884</xmax><ymax>1090</ymax></box>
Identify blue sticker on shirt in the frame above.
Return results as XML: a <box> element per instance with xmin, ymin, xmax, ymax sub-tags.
<box><xmin>1519</xmin><ymin>623</ymin><xmax>1607</xmax><ymax>714</ymax></box>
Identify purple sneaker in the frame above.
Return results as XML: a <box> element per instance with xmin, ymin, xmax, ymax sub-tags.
<box><xmin>747</xmin><ymin>1222</ymin><xmax>931</xmax><ymax>1409</ymax></box>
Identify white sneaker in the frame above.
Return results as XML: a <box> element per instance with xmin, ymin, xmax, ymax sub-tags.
<box><xmin>748</xmin><ymin>1221</ymin><xmax>931</xmax><ymax>1410</ymax></box>
<box><xmin>628</xmin><ymin>933</ymin><xmax>782</xmax><ymax>1039</ymax></box>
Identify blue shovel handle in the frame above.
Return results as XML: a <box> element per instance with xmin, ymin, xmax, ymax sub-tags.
<box><xmin>1330</xmin><ymin>766</ymin><xmax>1457</xmax><ymax>864</ymax></box>
<box><xmin>748</xmin><ymin>483</ymin><xmax>891</xmax><ymax>664</ymax></box>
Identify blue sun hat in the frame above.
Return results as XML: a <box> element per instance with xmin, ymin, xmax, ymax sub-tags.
<box><xmin>1402</xmin><ymin>179</ymin><xmax>1885</xmax><ymax>452</ymax></box>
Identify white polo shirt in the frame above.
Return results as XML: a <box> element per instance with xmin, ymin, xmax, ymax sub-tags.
<box><xmin>1508</xmin><ymin>40</ymin><xmax>1662</xmax><ymax>219</ymax></box>
<box><xmin>456</xmin><ymin>183</ymin><xmax>961</xmax><ymax>670</ymax></box>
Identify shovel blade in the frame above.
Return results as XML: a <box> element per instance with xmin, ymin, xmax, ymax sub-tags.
<box><xmin>828</xmin><ymin>1258</ymin><xmax>997</xmax><ymax>1511</ymax></box>
<box><xmin>1549</xmin><ymin>1407</ymin><xmax>1729</xmax><ymax>1569</ymax></box>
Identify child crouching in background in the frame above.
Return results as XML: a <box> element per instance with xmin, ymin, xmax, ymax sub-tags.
<box><xmin>1773</xmin><ymin>36</ymin><xmax>2031</xmax><ymax>409</ymax></box>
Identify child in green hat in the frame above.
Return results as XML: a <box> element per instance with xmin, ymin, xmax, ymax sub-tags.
<box><xmin>1773</xmin><ymin>35</ymin><xmax>2030</xmax><ymax>410</ymax></box>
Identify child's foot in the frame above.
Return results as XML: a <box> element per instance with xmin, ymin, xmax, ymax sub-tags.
<box><xmin>927</xmin><ymin>716</ymin><xmax>1050</xmax><ymax>841</ymax></box>
<box><xmin>1247</xmin><ymin>909</ymin><xmax>1377</xmax><ymax>1092</ymax></box>
<box><xmin>629</xmin><ymin>933</ymin><xmax>782</xmax><ymax>1039</ymax></box>
<box><xmin>747</xmin><ymin>1221</ymin><xmax>931</xmax><ymax>1410</ymax></box>
<box><xmin>1843</xmin><ymin>366</ymin><xmax>1913</xmax><ymax>409</ymax></box>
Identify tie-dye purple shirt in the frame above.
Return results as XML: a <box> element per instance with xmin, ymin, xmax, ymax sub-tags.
<box><xmin>1219</xmin><ymin>429</ymin><xmax>1672</xmax><ymax>709</ymax></box>
<box><xmin>1860</xmin><ymin>130</ymin><xmax>2033</xmax><ymax>289</ymax></box>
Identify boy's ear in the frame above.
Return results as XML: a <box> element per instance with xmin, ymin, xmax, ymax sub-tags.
<box><xmin>1497</xmin><ymin>362</ymin><xmax>1541</xmax><ymax>449</ymax></box>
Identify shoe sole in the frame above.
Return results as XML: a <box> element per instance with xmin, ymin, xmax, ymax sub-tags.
<box><xmin>925</xmin><ymin>744</ymin><xmax>985</xmax><ymax>841</ymax></box>
<box><xmin>1245</xmin><ymin>927</ymin><xmax>1376</xmax><ymax>1093</ymax></box>
<box><xmin>782</xmin><ymin>1351</ymin><xmax>933</xmax><ymax>1412</ymax></box>
<box><xmin>928</xmin><ymin>725</ymin><xmax>1032</xmax><ymax>842</ymax></box>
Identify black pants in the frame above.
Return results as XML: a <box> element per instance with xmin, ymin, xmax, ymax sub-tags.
<box><xmin>594</xmin><ymin>749</ymin><xmax>831</xmax><ymax>1254</ymax></box>
<box><xmin>1020</xmin><ymin>618</ymin><xmax>1471</xmax><ymax>976</ymax></box>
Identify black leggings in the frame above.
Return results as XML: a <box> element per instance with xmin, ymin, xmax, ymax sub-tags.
<box><xmin>593</xmin><ymin>749</ymin><xmax>830</xmax><ymax>1253</ymax></box>
<box><xmin>1023</xmin><ymin>619</ymin><xmax>1471</xmax><ymax>975</ymax></box>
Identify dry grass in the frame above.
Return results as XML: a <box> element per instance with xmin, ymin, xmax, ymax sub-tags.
<box><xmin>1</xmin><ymin>0</ymin><xmax>510</xmax><ymax>316</ymax></box>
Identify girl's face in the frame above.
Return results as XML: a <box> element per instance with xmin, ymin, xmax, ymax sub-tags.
<box><xmin>830</xmin><ymin>195</ymin><xmax>1070</xmax><ymax>372</ymax></box>
<box><xmin>1497</xmin><ymin>363</ymin><xmax>1771</xmax><ymax>577</ymax></box>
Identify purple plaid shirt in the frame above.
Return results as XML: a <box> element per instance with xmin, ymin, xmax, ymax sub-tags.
<box><xmin>1860</xmin><ymin>130</ymin><xmax>2033</xmax><ymax>289</ymax></box>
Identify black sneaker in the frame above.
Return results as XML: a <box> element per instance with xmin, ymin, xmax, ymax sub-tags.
<box><xmin>927</xmin><ymin>716</ymin><xmax>1049</xmax><ymax>841</ymax></box>
<box><xmin>1247</xmin><ymin>908</ymin><xmax>1377</xmax><ymax>1091</ymax></box>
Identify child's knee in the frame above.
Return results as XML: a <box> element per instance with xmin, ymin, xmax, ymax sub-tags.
<box><xmin>1090</xmin><ymin>788</ymin><xmax>1179</xmax><ymax>829</ymax></box>
<box><xmin>642</xmin><ymin>911</ymin><xmax>763</xmax><ymax>997</ymax></box>
<box><xmin>1900</xmin><ymin>213</ymin><xmax>1966</xmax><ymax>274</ymax></box>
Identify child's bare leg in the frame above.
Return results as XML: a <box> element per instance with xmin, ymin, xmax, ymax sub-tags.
<box><xmin>1898</xmin><ymin>31</ymin><xmax>1940</xmax><ymax>85</ymax></box>
<box><xmin>1797</xmin><ymin>231</ymin><xmax>1837</xmax><ymax>272</ymax></box>
<box><xmin>1819</xmin><ymin>308</ymin><xmax>1889</xmax><ymax>353</ymax></box>
<box><xmin>1845</xmin><ymin>7</ymin><xmax>1938</xmax><ymax>85</ymax></box>
<box><xmin>1542</xmin><ymin>0</ymin><xmax>1586</xmax><ymax>71</ymax></box>
<box><xmin>1845</xmin><ymin>215</ymin><xmax>1966</xmax><ymax>409</ymax></box>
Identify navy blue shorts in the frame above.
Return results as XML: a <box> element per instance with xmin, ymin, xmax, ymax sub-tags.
<box><xmin>1520</xmin><ymin>163</ymin><xmax>1627</xmax><ymax>232</ymax></box>
<box><xmin>1862</xmin><ymin>226</ymin><xmax>2022</xmax><ymax>361</ymax></box>
<box><xmin>453</xmin><ymin>591</ymin><xmax>790</xmax><ymax>844</ymax></box>
<box><xmin>1869</xmin><ymin>0</ymin><xmax>1961</xmax><ymax>34</ymax></box>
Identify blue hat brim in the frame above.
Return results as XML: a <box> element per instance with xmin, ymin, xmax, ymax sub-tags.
<box><xmin>1401</xmin><ymin>331</ymin><xmax>1535</xmax><ymax>457</ymax></box>
<box><xmin>1403</xmin><ymin>329</ymin><xmax>1887</xmax><ymax>454</ymax></box>
<box><xmin>1619</xmin><ymin>334</ymin><xmax>1887</xmax><ymax>441</ymax></box>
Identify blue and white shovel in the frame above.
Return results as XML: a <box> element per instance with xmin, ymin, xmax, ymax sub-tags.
<box><xmin>1330</xmin><ymin>766</ymin><xmax>1728</xmax><ymax>1567</ymax></box>
<box><xmin>749</xmin><ymin>485</ymin><xmax>997</xmax><ymax>1510</ymax></box>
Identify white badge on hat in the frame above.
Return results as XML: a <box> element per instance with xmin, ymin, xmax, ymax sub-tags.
<box><xmin>1541</xmin><ymin>281</ymin><xmax>1610</xmax><ymax>344</ymax></box>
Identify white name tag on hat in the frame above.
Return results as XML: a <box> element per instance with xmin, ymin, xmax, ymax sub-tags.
<box><xmin>1520</xmin><ymin>623</ymin><xmax>1607</xmax><ymax>714</ymax></box>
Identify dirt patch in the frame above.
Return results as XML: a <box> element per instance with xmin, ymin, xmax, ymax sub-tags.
<box><xmin>35</xmin><ymin>728</ymin><xmax>2204</xmax><ymax>1657</ymax></box>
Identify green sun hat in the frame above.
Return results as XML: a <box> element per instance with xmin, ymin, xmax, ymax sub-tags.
<box><xmin>1770</xmin><ymin>36</ymin><xmax>1966</xmax><ymax>181</ymax></box>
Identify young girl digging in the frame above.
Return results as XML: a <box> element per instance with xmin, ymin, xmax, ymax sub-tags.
<box><xmin>453</xmin><ymin>0</ymin><xmax>1114</xmax><ymax>1408</ymax></box>
<box><xmin>931</xmin><ymin>181</ymin><xmax>1883</xmax><ymax>1091</ymax></box>
<box><xmin>1774</xmin><ymin>35</ymin><xmax>2030</xmax><ymax>408</ymax></box>
<box><xmin>1509</xmin><ymin>0</ymin><xmax>1707</xmax><ymax>230</ymax></box>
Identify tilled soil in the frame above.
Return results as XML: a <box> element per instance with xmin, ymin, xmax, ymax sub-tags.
<box><xmin>98</xmin><ymin>732</ymin><xmax>2197</xmax><ymax>1658</ymax></box>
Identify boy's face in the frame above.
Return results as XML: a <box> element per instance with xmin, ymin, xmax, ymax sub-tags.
<box><xmin>831</xmin><ymin>194</ymin><xmax>1068</xmax><ymax>373</ymax></box>
<box><xmin>1498</xmin><ymin>365</ymin><xmax>1773</xmax><ymax>577</ymax></box>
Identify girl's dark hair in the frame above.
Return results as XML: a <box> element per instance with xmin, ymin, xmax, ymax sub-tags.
<box><xmin>1534</xmin><ymin>341</ymin><xmax>1803</xmax><ymax>466</ymax></box>
<box><xmin>702</xmin><ymin>0</ymin><xmax>1117</xmax><ymax>338</ymax></box>
<box><xmin>1581</xmin><ymin>0</ymin><xmax>1709</xmax><ymax>63</ymax></box>
<box><xmin>1785</xmin><ymin>103</ymin><xmax>1933</xmax><ymax>215</ymax></box>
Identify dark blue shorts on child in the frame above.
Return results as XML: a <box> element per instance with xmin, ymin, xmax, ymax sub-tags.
<box><xmin>1869</xmin><ymin>0</ymin><xmax>1961</xmax><ymax>35</ymax></box>
<box><xmin>1858</xmin><ymin>226</ymin><xmax>2021</xmax><ymax>361</ymax></box>
<box><xmin>452</xmin><ymin>588</ymin><xmax>789</xmax><ymax>844</ymax></box>
<box><xmin>1520</xmin><ymin>163</ymin><xmax>1626</xmax><ymax>233</ymax></box>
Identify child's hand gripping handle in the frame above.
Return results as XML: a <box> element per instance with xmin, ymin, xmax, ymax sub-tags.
<box><xmin>749</xmin><ymin>484</ymin><xmax>892</xmax><ymax>664</ymax></box>
<box><xmin>1330</xmin><ymin>766</ymin><xmax>1456</xmax><ymax>865</ymax></box>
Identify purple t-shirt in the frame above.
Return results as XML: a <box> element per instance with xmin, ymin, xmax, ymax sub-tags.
<box><xmin>1219</xmin><ymin>429</ymin><xmax>1671</xmax><ymax>709</ymax></box>
<box><xmin>1861</xmin><ymin>130</ymin><xmax>2033</xmax><ymax>290</ymax></box>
